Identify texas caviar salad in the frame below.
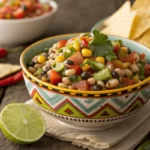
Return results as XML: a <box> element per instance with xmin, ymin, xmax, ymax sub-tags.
<box><xmin>27</xmin><ymin>30</ymin><xmax>150</xmax><ymax>91</ymax></box>
<box><xmin>0</xmin><ymin>0</ymin><xmax>52</xmax><ymax>19</ymax></box>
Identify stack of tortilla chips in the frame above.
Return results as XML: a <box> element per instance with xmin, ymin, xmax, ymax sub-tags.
<box><xmin>101</xmin><ymin>0</ymin><xmax>150</xmax><ymax>48</ymax></box>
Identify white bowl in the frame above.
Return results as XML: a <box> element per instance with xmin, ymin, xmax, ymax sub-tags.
<box><xmin>0</xmin><ymin>1</ymin><xmax>58</xmax><ymax>47</ymax></box>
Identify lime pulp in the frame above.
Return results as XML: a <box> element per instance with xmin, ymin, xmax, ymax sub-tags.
<box><xmin>0</xmin><ymin>103</ymin><xmax>45</xmax><ymax>145</ymax></box>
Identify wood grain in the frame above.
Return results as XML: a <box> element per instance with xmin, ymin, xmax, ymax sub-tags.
<box><xmin>0</xmin><ymin>0</ymin><xmax>135</xmax><ymax>150</ymax></box>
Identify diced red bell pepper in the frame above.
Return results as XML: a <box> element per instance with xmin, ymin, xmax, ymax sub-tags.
<box><xmin>81</xmin><ymin>38</ymin><xmax>89</xmax><ymax>48</ymax></box>
<box><xmin>49</xmin><ymin>70</ymin><xmax>62</xmax><ymax>85</ymax></box>
<box><xmin>57</xmin><ymin>40</ymin><xmax>67</xmax><ymax>49</ymax></box>
<box><xmin>72</xmin><ymin>80</ymin><xmax>90</xmax><ymax>91</ymax></box>
<box><xmin>67</xmin><ymin>52</ymin><xmax>84</xmax><ymax>65</ymax></box>
<box><xmin>119</xmin><ymin>51</ymin><xmax>137</xmax><ymax>63</ymax></box>
<box><xmin>122</xmin><ymin>77</ymin><xmax>134</xmax><ymax>86</ymax></box>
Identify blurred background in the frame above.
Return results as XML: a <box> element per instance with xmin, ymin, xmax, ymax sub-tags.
<box><xmin>47</xmin><ymin>0</ymin><xmax>135</xmax><ymax>36</ymax></box>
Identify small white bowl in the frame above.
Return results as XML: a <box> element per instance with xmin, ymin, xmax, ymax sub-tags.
<box><xmin>0</xmin><ymin>1</ymin><xmax>58</xmax><ymax>47</ymax></box>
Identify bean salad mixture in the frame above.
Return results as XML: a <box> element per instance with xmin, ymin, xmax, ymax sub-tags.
<box><xmin>27</xmin><ymin>30</ymin><xmax>150</xmax><ymax>91</ymax></box>
<box><xmin>0</xmin><ymin>0</ymin><xmax>52</xmax><ymax>19</ymax></box>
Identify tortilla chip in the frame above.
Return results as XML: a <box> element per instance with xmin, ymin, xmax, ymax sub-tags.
<box><xmin>101</xmin><ymin>11</ymin><xmax>137</xmax><ymax>38</ymax></box>
<box><xmin>136</xmin><ymin>29</ymin><xmax>150</xmax><ymax>48</ymax></box>
<box><xmin>104</xmin><ymin>1</ymin><xmax>131</xmax><ymax>26</ymax></box>
<box><xmin>0</xmin><ymin>64</ymin><xmax>21</xmax><ymax>79</ymax></box>
<box><xmin>130</xmin><ymin>7</ymin><xmax>150</xmax><ymax>40</ymax></box>
<box><xmin>132</xmin><ymin>0</ymin><xmax>150</xmax><ymax>10</ymax></box>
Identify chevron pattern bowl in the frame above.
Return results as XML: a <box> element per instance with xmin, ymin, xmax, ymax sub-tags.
<box><xmin>20</xmin><ymin>34</ymin><xmax>150</xmax><ymax>131</ymax></box>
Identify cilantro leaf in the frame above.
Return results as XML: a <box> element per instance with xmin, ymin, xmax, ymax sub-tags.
<box><xmin>89</xmin><ymin>30</ymin><xmax>113</xmax><ymax>56</ymax></box>
<box><xmin>104</xmin><ymin>51</ymin><xmax>117</xmax><ymax>61</ymax></box>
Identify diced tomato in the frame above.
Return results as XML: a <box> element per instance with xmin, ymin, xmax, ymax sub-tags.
<box><xmin>122</xmin><ymin>77</ymin><xmax>134</xmax><ymax>86</ymax></box>
<box><xmin>144</xmin><ymin>64</ymin><xmax>150</xmax><ymax>77</ymax></box>
<box><xmin>111</xmin><ymin>59</ymin><xmax>123</xmax><ymax>69</ymax></box>
<box><xmin>49</xmin><ymin>70</ymin><xmax>62</xmax><ymax>85</ymax></box>
<box><xmin>67</xmin><ymin>52</ymin><xmax>84</xmax><ymax>65</ymax></box>
<box><xmin>119</xmin><ymin>51</ymin><xmax>137</xmax><ymax>63</ymax></box>
<box><xmin>113</xmin><ymin>45</ymin><xmax>120</xmax><ymax>55</ymax></box>
<box><xmin>139</xmin><ymin>53</ymin><xmax>145</xmax><ymax>59</ymax></box>
<box><xmin>72</xmin><ymin>80</ymin><xmax>90</xmax><ymax>91</ymax></box>
<box><xmin>13</xmin><ymin>8</ymin><xmax>25</xmax><ymax>19</ymax></box>
<box><xmin>66</xmin><ymin>65</ymin><xmax>82</xmax><ymax>75</ymax></box>
<box><xmin>81</xmin><ymin>38</ymin><xmax>89</xmax><ymax>48</ymax></box>
<box><xmin>57</xmin><ymin>40</ymin><xmax>67</xmax><ymax>49</ymax></box>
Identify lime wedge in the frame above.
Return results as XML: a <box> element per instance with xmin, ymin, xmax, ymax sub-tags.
<box><xmin>0</xmin><ymin>103</ymin><xmax>45</xmax><ymax>145</ymax></box>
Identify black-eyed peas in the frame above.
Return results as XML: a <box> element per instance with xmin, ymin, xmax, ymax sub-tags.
<box><xmin>28</xmin><ymin>67</ymin><xmax>36</xmax><ymax>73</ymax></box>
<box><xmin>87</xmin><ymin>78</ymin><xmax>96</xmax><ymax>85</ymax></box>
<box><xmin>46</xmin><ymin>60</ymin><xmax>52</xmax><ymax>68</ymax></box>
<box><xmin>114</xmin><ymin>68</ymin><xmax>125</xmax><ymax>77</ymax></box>
<box><xmin>130</xmin><ymin>64</ymin><xmax>139</xmax><ymax>73</ymax></box>
<box><xmin>97</xmin><ymin>80</ymin><xmax>105</xmax><ymax>88</ymax></box>
<box><xmin>123</xmin><ymin>62</ymin><xmax>131</xmax><ymax>69</ymax></box>
<box><xmin>112</xmin><ymin>71</ymin><xmax>120</xmax><ymax>79</ymax></box>
<box><xmin>92</xmin><ymin>84</ymin><xmax>103</xmax><ymax>91</ymax></box>
<box><xmin>106</xmin><ymin>79</ymin><xmax>119</xmax><ymax>89</ymax></box>
<box><xmin>34</xmin><ymin>64</ymin><xmax>43</xmax><ymax>69</ymax></box>
<box><xmin>62</xmin><ymin>77</ymin><xmax>71</xmax><ymax>85</ymax></box>
<box><xmin>65</xmin><ymin>69</ymin><xmax>76</xmax><ymax>76</ymax></box>
<box><xmin>124</xmin><ymin>69</ymin><xmax>133</xmax><ymax>78</ymax></box>
<box><xmin>58</xmin><ymin>83</ymin><xmax>68</xmax><ymax>88</ymax></box>
<box><xmin>28</xmin><ymin>32</ymin><xmax>149</xmax><ymax>91</ymax></box>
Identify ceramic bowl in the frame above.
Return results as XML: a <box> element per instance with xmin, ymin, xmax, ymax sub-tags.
<box><xmin>20</xmin><ymin>34</ymin><xmax>150</xmax><ymax>131</ymax></box>
<box><xmin>0</xmin><ymin>1</ymin><xmax>58</xmax><ymax>47</ymax></box>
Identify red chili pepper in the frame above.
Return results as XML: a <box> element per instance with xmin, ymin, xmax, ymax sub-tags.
<box><xmin>0</xmin><ymin>48</ymin><xmax>8</xmax><ymax>58</ymax></box>
<box><xmin>0</xmin><ymin>71</ymin><xmax>23</xmax><ymax>87</ymax></box>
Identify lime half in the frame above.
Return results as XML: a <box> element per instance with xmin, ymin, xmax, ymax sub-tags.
<box><xmin>0</xmin><ymin>103</ymin><xmax>45</xmax><ymax>145</ymax></box>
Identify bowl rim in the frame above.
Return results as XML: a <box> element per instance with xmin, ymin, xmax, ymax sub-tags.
<box><xmin>0</xmin><ymin>1</ymin><xmax>58</xmax><ymax>23</ymax></box>
<box><xmin>20</xmin><ymin>33</ymin><xmax>150</xmax><ymax>95</ymax></box>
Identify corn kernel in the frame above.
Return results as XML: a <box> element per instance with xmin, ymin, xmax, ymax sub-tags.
<box><xmin>82</xmin><ymin>64</ymin><xmax>90</xmax><ymax>71</ymax></box>
<box><xmin>82</xmin><ymin>48</ymin><xmax>92</xmax><ymax>57</ymax></box>
<box><xmin>37</xmin><ymin>55</ymin><xmax>46</xmax><ymax>64</ymax></box>
<box><xmin>55</xmin><ymin>55</ymin><xmax>65</xmax><ymax>62</ymax></box>
<box><xmin>121</xmin><ymin>47</ymin><xmax>128</xmax><ymax>53</ymax></box>
<box><xmin>73</xmin><ymin>41</ymin><xmax>80</xmax><ymax>51</ymax></box>
<box><xmin>95</xmin><ymin>56</ymin><xmax>105</xmax><ymax>64</ymax></box>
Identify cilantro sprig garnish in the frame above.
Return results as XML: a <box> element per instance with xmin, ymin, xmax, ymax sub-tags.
<box><xmin>89</xmin><ymin>30</ymin><xmax>113</xmax><ymax>57</ymax></box>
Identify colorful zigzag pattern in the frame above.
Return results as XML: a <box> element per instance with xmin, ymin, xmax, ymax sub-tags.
<box><xmin>25</xmin><ymin>77</ymin><xmax>150</xmax><ymax>119</ymax></box>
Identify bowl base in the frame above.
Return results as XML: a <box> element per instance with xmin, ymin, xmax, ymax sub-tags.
<box><xmin>57</xmin><ymin>120</ymin><xmax>114</xmax><ymax>131</ymax></box>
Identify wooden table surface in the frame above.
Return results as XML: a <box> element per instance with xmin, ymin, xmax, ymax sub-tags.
<box><xmin>0</xmin><ymin>0</ymin><xmax>142</xmax><ymax>150</ymax></box>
